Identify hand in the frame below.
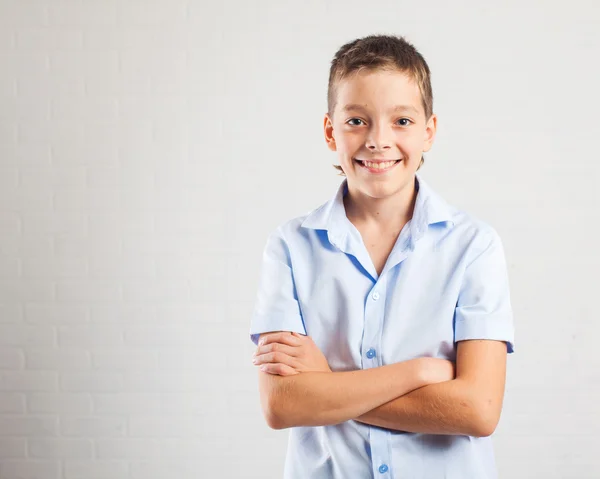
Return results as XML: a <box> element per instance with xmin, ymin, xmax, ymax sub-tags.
<box><xmin>252</xmin><ymin>331</ymin><xmax>332</xmax><ymax>376</ymax></box>
<box><xmin>418</xmin><ymin>357</ymin><xmax>456</xmax><ymax>385</ymax></box>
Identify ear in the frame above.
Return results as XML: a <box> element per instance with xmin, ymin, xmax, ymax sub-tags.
<box><xmin>324</xmin><ymin>113</ymin><xmax>337</xmax><ymax>152</ymax></box>
<box><xmin>422</xmin><ymin>113</ymin><xmax>438</xmax><ymax>153</ymax></box>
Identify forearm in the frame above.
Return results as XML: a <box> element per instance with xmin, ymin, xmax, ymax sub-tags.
<box><xmin>355</xmin><ymin>378</ymin><xmax>486</xmax><ymax>436</ymax></box>
<box><xmin>260</xmin><ymin>359</ymin><xmax>426</xmax><ymax>429</ymax></box>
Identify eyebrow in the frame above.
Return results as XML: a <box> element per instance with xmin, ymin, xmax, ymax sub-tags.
<box><xmin>341</xmin><ymin>104</ymin><xmax>420</xmax><ymax>114</ymax></box>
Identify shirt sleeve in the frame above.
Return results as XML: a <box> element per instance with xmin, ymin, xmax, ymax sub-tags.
<box><xmin>249</xmin><ymin>226</ymin><xmax>307</xmax><ymax>346</ymax></box>
<box><xmin>454</xmin><ymin>227</ymin><xmax>515</xmax><ymax>353</ymax></box>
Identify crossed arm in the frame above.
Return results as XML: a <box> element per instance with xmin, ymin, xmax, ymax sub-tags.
<box><xmin>252</xmin><ymin>332</ymin><xmax>507</xmax><ymax>437</ymax></box>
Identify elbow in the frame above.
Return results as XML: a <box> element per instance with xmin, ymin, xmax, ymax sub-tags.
<box><xmin>265</xmin><ymin>414</ymin><xmax>285</xmax><ymax>430</ymax></box>
<box><xmin>258</xmin><ymin>372</ymin><xmax>320</xmax><ymax>429</ymax></box>
<box><xmin>258</xmin><ymin>371</ymin><xmax>293</xmax><ymax>430</ymax></box>
<box><xmin>261</xmin><ymin>389</ymin><xmax>293</xmax><ymax>430</ymax></box>
<box><xmin>471</xmin><ymin>418</ymin><xmax>496</xmax><ymax>438</ymax></box>
<box><xmin>471</xmin><ymin>404</ymin><xmax>501</xmax><ymax>438</ymax></box>
<box><xmin>263</xmin><ymin>390</ymin><xmax>322</xmax><ymax>429</ymax></box>
<box><xmin>460</xmin><ymin>383</ymin><xmax>502</xmax><ymax>437</ymax></box>
<box><xmin>263</xmin><ymin>405</ymin><xmax>288</xmax><ymax>430</ymax></box>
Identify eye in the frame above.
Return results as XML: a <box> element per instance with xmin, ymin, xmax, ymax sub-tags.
<box><xmin>396</xmin><ymin>118</ymin><xmax>412</xmax><ymax>126</ymax></box>
<box><xmin>346</xmin><ymin>118</ymin><xmax>365</xmax><ymax>126</ymax></box>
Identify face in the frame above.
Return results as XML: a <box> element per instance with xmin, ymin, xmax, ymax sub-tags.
<box><xmin>324</xmin><ymin>68</ymin><xmax>437</xmax><ymax>199</ymax></box>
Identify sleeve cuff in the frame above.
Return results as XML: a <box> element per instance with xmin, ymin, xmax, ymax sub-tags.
<box><xmin>455</xmin><ymin>313</ymin><xmax>515</xmax><ymax>353</ymax></box>
<box><xmin>249</xmin><ymin>313</ymin><xmax>307</xmax><ymax>345</ymax></box>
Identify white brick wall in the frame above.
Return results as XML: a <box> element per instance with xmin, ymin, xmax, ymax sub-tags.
<box><xmin>1</xmin><ymin>1</ymin><xmax>599</xmax><ymax>478</ymax></box>
<box><xmin>0</xmin><ymin>1</ymin><xmax>258</xmax><ymax>477</ymax></box>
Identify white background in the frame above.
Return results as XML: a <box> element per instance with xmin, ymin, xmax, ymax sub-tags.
<box><xmin>0</xmin><ymin>0</ymin><xmax>599</xmax><ymax>478</ymax></box>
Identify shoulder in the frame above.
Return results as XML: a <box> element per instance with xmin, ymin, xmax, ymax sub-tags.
<box><xmin>419</xmin><ymin>177</ymin><xmax>501</xmax><ymax>253</ymax></box>
<box><xmin>265</xmin><ymin>199</ymin><xmax>330</xmax><ymax>244</ymax></box>
<box><xmin>441</xmin><ymin>202</ymin><xmax>505</xmax><ymax>257</ymax></box>
<box><xmin>257</xmin><ymin>210</ymin><xmax>327</xmax><ymax>270</ymax></box>
<box><xmin>452</xmin><ymin>210</ymin><xmax>500</xmax><ymax>241</ymax></box>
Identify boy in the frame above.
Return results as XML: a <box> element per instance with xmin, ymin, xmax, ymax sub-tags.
<box><xmin>250</xmin><ymin>34</ymin><xmax>515</xmax><ymax>479</ymax></box>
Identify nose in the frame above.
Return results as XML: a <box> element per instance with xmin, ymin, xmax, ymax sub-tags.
<box><xmin>365</xmin><ymin>123</ymin><xmax>393</xmax><ymax>152</ymax></box>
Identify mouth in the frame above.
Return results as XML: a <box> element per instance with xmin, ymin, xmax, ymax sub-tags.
<box><xmin>354</xmin><ymin>158</ymin><xmax>402</xmax><ymax>173</ymax></box>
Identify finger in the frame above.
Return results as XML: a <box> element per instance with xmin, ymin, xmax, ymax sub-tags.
<box><xmin>258</xmin><ymin>332</ymin><xmax>300</xmax><ymax>347</ymax></box>
<box><xmin>259</xmin><ymin>332</ymin><xmax>301</xmax><ymax>347</ymax></box>
<box><xmin>255</xmin><ymin>342</ymin><xmax>300</xmax><ymax>357</ymax></box>
<box><xmin>259</xmin><ymin>363</ymin><xmax>298</xmax><ymax>376</ymax></box>
<box><xmin>253</xmin><ymin>351</ymin><xmax>301</xmax><ymax>369</ymax></box>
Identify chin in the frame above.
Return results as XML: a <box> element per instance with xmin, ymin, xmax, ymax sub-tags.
<box><xmin>358</xmin><ymin>182</ymin><xmax>400</xmax><ymax>198</ymax></box>
<box><xmin>357</xmin><ymin>175</ymin><xmax>414</xmax><ymax>196</ymax></box>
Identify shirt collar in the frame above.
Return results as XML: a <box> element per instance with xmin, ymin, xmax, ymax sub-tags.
<box><xmin>301</xmin><ymin>172</ymin><xmax>456</xmax><ymax>248</ymax></box>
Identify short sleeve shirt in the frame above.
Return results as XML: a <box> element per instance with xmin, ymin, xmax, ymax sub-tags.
<box><xmin>250</xmin><ymin>173</ymin><xmax>515</xmax><ymax>479</ymax></box>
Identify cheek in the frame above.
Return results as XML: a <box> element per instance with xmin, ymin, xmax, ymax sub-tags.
<box><xmin>336</xmin><ymin>145</ymin><xmax>357</xmax><ymax>160</ymax></box>
<box><xmin>336</xmin><ymin>130</ymin><xmax>362</xmax><ymax>150</ymax></box>
<box><xmin>398</xmin><ymin>135</ymin><xmax>424</xmax><ymax>153</ymax></box>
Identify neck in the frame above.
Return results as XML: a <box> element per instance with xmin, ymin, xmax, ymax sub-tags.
<box><xmin>343</xmin><ymin>178</ymin><xmax>418</xmax><ymax>231</ymax></box>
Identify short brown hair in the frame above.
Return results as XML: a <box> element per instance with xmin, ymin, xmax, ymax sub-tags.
<box><xmin>327</xmin><ymin>34</ymin><xmax>433</xmax><ymax>175</ymax></box>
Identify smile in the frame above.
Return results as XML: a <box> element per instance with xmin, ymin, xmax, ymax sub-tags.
<box><xmin>354</xmin><ymin>158</ymin><xmax>402</xmax><ymax>173</ymax></box>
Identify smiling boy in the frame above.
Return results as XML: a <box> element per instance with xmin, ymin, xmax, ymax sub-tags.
<box><xmin>250</xmin><ymin>34</ymin><xmax>515</xmax><ymax>479</ymax></box>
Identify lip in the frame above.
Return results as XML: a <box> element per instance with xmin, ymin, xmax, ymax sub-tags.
<box><xmin>354</xmin><ymin>158</ymin><xmax>402</xmax><ymax>174</ymax></box>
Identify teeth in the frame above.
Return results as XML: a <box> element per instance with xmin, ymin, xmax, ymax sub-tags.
<box><xmin>363</xmin><ymin>160</ymin><xmax>397</xmax><ymax>169</ymax></box>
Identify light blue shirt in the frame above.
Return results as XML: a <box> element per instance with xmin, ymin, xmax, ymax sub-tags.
<box><xmin>250</xmin><ymin>173</ymin><xmax>515</xmax><ymax>479</ymax></box>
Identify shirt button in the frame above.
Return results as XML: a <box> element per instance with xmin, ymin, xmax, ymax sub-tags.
<box><xmin>372</xmin><ymin>292</ymin><xmax>380</xmax><ymax>300</ymax></box>
<box><xmin>379</xmin><ymin>464</ymin><xmax>389</xmax><ymax>473</ymax></box>
<box><xmin>366</xmin><ymin>348</ymin><xmax>376</xmax><ymax>359</ymax></box>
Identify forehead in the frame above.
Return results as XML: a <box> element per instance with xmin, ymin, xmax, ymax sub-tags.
<box><xmin>335</xmin><ymin>69</ymin><xmax>423</xmax><ymax>115</ymax></box>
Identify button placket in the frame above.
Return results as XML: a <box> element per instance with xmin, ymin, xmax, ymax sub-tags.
<box><xmin>363</xmin><ymin>282</ymin><xmax>385</xmax><ymax>367</ymax></box>
<box><xmin>370</xmin><ymin>427</ymin><xmax>391</xmax><ymax>478</ymax></box>
<box><xmin>364</xmin><ymin>279</ymin><xmax>390</xmax><ymax>478</ymax></box>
